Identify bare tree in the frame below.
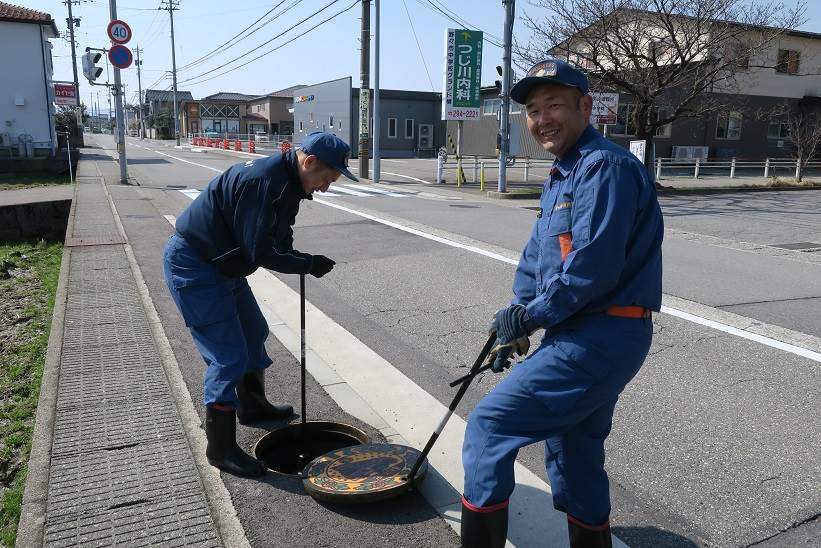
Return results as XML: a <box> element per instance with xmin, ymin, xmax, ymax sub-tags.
<box><xmin>760</xmin><ymin>100</ymin><xmax>821</xmax><ymax>182</ymax></box>
<box><xmin>518</xmin><ymin>0</ymin><xmax>806</xmax><ymax>167</ymax></box>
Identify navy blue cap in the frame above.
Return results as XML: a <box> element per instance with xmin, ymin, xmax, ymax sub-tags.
<box><xmin>301</xmin><ymin>131</ymin><xmax>357</xmax><ymax>181</ymax></box>
<box><xmin>510</xmin><ymin>59</ymin><xmax>589</xmax><ymax>104</ymax></box>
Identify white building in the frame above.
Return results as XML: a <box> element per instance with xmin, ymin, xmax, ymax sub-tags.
<box><xmin>0</xmin><ymin>2</ymin><xmax>59</xmax><ymax>157</ymax></box>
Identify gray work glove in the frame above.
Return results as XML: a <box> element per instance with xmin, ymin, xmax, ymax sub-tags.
<box><xmin>488</xmin><ymin>304</ymin><xmax>538</xmax><ymax>373</ymax></box>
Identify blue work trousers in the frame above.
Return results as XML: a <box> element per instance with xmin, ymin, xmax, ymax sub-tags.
<box><xmin>463</xmin><ymin>314</ymin><xmax>652</xmax><ymax>525</ymax></box>
<box><xmin>163</xmin><ymin>234</ymin><xmax>272</xmax><ymax>406</ymax></box>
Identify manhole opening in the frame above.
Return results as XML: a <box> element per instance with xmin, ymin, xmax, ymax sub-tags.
<box><xmin>254</xmin><ymin>421</ymin><xmax>369</xmax><ymax>475</ymax></box>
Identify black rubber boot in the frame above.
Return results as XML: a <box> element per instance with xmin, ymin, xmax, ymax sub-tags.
<box><xmin>568</xmin><ymin>515</ymin><xmax>612</xmax><ymax>548</ymax></box>
<box><xmin>460</xmin><ymin>496</ymin><xmax>508</xmax><ymax>548</ymax></box>
<box><xmin>205</xmin><ymin>405</ymin><xmax>266</xmax><ymax>477</ymax></box>
<box><xmin>236</xmin><ymin>369</ymin><xmax>294</xmax><ymax>425</ymax></box>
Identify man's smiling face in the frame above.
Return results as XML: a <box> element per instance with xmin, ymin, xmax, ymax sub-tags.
<box><xmin>525</xmin><ymin>85</ymin><xmax>592</xmax><ymax>159</ymax></box>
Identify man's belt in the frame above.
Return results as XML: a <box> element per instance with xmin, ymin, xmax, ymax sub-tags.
<box><xmin>605</xmin><ymin>306</ymin><xmax>651</xmax><ymax>319</ymax></box>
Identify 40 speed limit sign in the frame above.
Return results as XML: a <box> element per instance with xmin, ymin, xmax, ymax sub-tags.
<box><xmin>107</xmin><ymin>19</ymin><xmax>132</xmax><ymax>45</ymax></box>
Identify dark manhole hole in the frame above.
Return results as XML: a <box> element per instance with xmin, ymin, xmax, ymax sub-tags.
<box><xmin>770</xmin><ymin>242</ymin><xmax>821</xmax><ymax>251</ymax></box>
<box><xmin>449</xmin><ymin>204</ymin><xmax>479</xmax><ymax>208</ymax></box>
<box><xmin>254</xmin><ymin>421</ymin><xmax>369</xmax><ymax>475</ymax></box>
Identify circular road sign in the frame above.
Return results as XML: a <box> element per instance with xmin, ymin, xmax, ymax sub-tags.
<box><xmin>107</xmin><ymin>19</ymin><xmax>132</xmax><ymax>44</ymax></box>
<box><xmin>108</xmin><ymin>45</ymin><xmax>133</xmax><ymax>69</ymax></box>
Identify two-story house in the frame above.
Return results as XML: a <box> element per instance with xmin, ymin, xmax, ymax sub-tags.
<box><xmin>244</xmin><ymin>85</ymin><xmax>305</xmax><ymax>138</ymax></box>
<box><xmin>144</xmin><ymin>89</ymin><xmax>193</xmax><ymax>140</ymax></box>
<box><xmin>0</xmin><ymin>2</ymin><xmax>59</xmax><ymax>158</ymax></box>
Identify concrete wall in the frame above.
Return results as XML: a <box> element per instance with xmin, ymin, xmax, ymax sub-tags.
<box><xmin>0</xmin><ymin>21</ymin><xmax>55</xmax><ymax>154</ymax></box>
<box><xmin>0</xmin><ymin>200</ymin><xmax>70</xmax><ymax>242</ymax></box>
<box><xmin>728</xmin><ymin>34</ymin><xmax>821</xmax><ymax>99</ymax></box>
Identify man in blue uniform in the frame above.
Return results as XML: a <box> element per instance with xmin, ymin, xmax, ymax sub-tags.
<box><xmin>163</xmin><ymin>132</ymin><xmax>356</xmax><ymax>477</ymax></box>
<box><xmin>460</xmin><ymin>60</ymin><xmax>663</xmax><ymax>547</ymax></box>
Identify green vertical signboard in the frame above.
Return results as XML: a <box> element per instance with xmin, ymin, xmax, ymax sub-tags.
<box><xmin>442</xmin><ymin>28</ymin><xmax>483</xmax><ymax>120</ymax></box>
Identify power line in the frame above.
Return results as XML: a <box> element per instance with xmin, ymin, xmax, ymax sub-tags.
<box><xmin>181</xmin><ymin>0</ymin><xmax>357</xmax><ymax>88</ymax></box>
<box><xmin>401</xmin><ymin>0</ymin><xmax>435</xmax><ymax>91</ymax></box>
<box><xmin>178</xmin><ymin>0</ymin><xmax>347</xmax><ymax>85</ymax></box>
<box><xmin>176</xmin><ymin>0</ymin><xmax>300</xmax><ymax>72</ymax></box>
<box><xmin>417</xmin><ymin>0</ymin><xmax>503</xmax><ymax>48</ymax></box>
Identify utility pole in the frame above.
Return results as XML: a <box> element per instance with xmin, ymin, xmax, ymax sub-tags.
<box><xmin>63</xmin><ymin>1</ymin><xmax>82</xmax><ymax>135</ymax></box>
<box><xmin>108</xmin><ymin>0</ymin><xmax>128</xmax><ymax>183</ymax></box>
<box><xmin>358</xmin><ymin>0</ymin><xmax>370</xmax><ymax>179</ymax></box>
<box><xmin>372</xmin><ymin>0</ymin><xmax>380</xmax><ymax>183</ymax></box>
<box><xmin>160</xmin><ymin>0</ymin><xmax>181</xmax><ymax>146</ymax></box>
<box><xmin>498</xmin><ymin>0</ymin><xmax>515</xmax><ymax>193</ymax></box>
<box><xmin>135</xmin><ymin>45</ymin><xmax>145</xmax><ymax>139</ymax></box>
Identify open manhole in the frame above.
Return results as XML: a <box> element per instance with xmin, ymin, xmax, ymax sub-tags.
<box><xmin>254</xmin><ymin>421</ymin><xmax>369</xmax><ymax>475</ymax></box>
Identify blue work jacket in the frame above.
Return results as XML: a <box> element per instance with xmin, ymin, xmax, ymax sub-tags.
<box><xmin>175</xmin><ymin>151</ymin><xmax>312</xmax><ymax>278</ymax></box>
<box><xmin>512</xmin><ymin>125</ymin><xmax>663</xmax><ymax>328</ymax></box>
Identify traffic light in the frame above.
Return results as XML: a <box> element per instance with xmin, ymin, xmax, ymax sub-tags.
<box><xmin>82</xmin><ymin>49</ymin><xmax>103</xmax><ymax>83</ymax></box>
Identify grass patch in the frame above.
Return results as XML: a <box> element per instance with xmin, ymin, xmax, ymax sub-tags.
<box><xmin>0</xmin><ymin>173</ymin><xmax>72</xmax><ymax>191</ymax></box>
<box><xmin>0</xmin><ymin>240</ymin><xmax>62</xmax><ymax>547</ymax></box>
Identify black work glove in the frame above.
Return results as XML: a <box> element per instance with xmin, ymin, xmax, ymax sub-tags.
<box><xmin>309</xmin><ymin>255</ymin><xmax>335</xmax><ymax>278</ymax></box>
<box><xmin>488</xmin><ymin>304</ymin><xmax>538</xmax><ymax>373</ymax></box>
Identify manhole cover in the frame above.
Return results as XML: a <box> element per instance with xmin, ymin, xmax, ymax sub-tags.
<box><xmin>770</xmin><ymin>242</ymin><xmax>821</xmax><ymax>251</ymax></box>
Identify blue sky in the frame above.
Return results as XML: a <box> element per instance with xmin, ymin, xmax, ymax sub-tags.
<box><xmin>29</xmin><ymin>0</ymin><xmax>820</xmax><ymax>110</ymax></box>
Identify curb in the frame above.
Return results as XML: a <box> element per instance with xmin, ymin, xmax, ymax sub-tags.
<box><xmin>15</xmin><ymin>168</ymin><xmax>78</xmax><ymax>548</ymax></box>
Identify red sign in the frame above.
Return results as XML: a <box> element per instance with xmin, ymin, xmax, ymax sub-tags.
<box><xmin>54</xmin><ymin>83</ymin><xmax>78</xmax><ymax>106</ymax></box>
<box><xmin>107</xmin><ymin>19</ymin><xmax>132</xmax><ymax>44</ymax></box>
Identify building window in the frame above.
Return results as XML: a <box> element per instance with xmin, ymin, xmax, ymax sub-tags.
<box><xmin>654</xmin><ymin>107</ymin><xmax>673</xmax><ymax>138</ymax></box>
<box><xmin>338</xmin><ymin>120</ymin><xmax>342</xmax><ymax>131</ymax></box>
<box><xmin>483</xmin><ymin>98</ymin><xmax>501</xmax><ymax>115</ymax></box>
<box><xmin>611</xmin><ymin>104</ymin><xmax>636</xmax><ymax>136</ymax></box>
<box><xmin>509</xmin><ymin>100</ymin><xmax>522</xmax><ymax>114</ymax></box>
<box><xmin>329</xmin><ymin>115</ymin><xmax>334</xmax><ymax>128</ymax></box>
<box><xmin>388</xmin><ymin>117</ymin><xmax>398</xmax><ymax>138</ymax></box>
<box><xmin>776</xmin><ymin>49</ymin><xmax>800</xmax><ymax>74</ymax></box>
<box><xmin>767</xmin><ymin>122</ymin><xmax>790</xmax><ymax>139</ymax></box>
<box><xmin>716</xmin><ymin>111</ymin><xmax>742</xmax><ymax>140</ymax></box>
<box><xmin>405</xmin><ymin>118</ymin><xmax>414</xmax><ymax>139</ymax></box>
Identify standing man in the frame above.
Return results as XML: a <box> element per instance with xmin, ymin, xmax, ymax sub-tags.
<box><xmin>164</xmin><ymin>132</ymin><xmax>357</xmax><ymax>477</ymax></box>
<box><xmin>460</xmin><ymin>60</ymin><xmax>663</xmax><ymax>547</ymax></box>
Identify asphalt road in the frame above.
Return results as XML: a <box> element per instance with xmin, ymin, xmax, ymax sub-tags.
<box><xmin>95</xmin><ymin>135</ymin><xmax>820</xmax><ymax>547</ymax></box>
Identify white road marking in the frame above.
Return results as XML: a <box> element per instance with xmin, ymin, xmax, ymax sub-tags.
<box><xmin>325</xmin><ymin>185</ymin><xmax>371</xmax><ymax>197</ymax></box>
<box><xmin>313</xmin><ymin>198</ymin><xmax>821</xmax><ymax>364</ymax></box>
<box><xmin>339</xmin><ymin>183</ymin><xmax>408</xmax><ymax>197</ymax></box>
<box><xmin>381</xmin><ymin>170</ymin><xmax>434</xmax><ymax>184</ymax></box>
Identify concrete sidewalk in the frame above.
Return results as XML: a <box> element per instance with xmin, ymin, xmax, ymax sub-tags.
<box><xmin>15</xmin><ymin>150</ymin><xmax>246</xmax><ymax>547</ymax></box>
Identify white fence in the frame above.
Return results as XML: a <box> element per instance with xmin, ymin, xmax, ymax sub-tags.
<box><xmin>436</xmin><ymin>155</ymin><xmax>821</xmax><ymax>186</ymax></box>
<box><xmin>655</xmin><ymin>157</ymin><xmax>821</xmax><ymax>179</ymax></box>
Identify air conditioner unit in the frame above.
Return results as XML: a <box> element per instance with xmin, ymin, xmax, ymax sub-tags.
<box><xmin>417</xmin><ymin>124</ymin><xmax>433</xmax><ymax>149</ymax></box>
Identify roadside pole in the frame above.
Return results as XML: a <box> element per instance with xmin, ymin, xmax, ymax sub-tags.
<box><xmin>109</xmin><ymin>0</ymin><xmax>128</xmax><ymax>184</ymax></box>
<box><xmin>372</xmin><ymin>0</ymin><xmax>380</xmax><ymax>183</ymax></box>
<box><xmin>498</xmin><ymin>0</ymin><xmax>515</xmax><ymax>193</ymax></box>
<box><xmin>358</xmin><ymin>0</ymin><xmax>371</xmax><ymax>179</ymax></box>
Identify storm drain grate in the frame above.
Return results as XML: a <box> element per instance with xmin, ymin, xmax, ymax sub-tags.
<box><xmin>770</xmin><ymin>242</ymin><xmax>821</xmax><ymax>252</ymax></box>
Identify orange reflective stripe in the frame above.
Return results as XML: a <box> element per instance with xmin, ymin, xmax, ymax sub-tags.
<box><xmin>606</xmin><ymin>306</ymin><xmax>650</xmax><ymax>318</ymax></box>
<box><xmin>558</xmin><ymin>232</ymin><xmax>573</xmax><ymax>261</ymax></box>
